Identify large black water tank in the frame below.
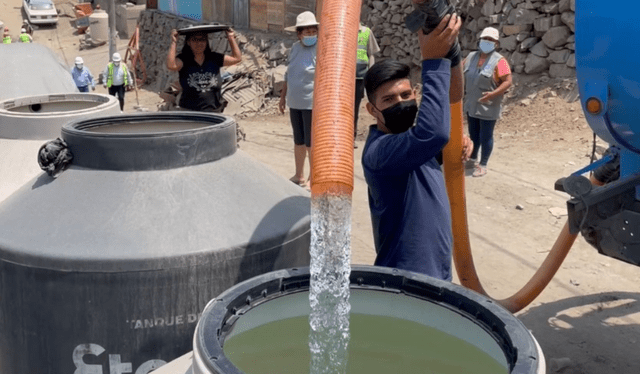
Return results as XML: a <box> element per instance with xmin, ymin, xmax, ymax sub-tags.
<box><xmin>0</xmin><ymin>113</ymin><xmax>311</xmax><ymax>374</ymax></box>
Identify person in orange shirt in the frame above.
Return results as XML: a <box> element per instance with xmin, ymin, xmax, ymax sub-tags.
<box><xmin>462</xmin><ymin>27</ymin><xmax>512</xmax><ymax>177</ymax></box>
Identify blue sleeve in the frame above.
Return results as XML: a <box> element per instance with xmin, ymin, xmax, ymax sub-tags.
<box><xmin>363</xmin><ymin>59</ymin><xmax>451</xmax><ymax>175</ymax></box>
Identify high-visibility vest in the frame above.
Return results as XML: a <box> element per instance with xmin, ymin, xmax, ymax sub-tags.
<box><xmin>357</xmin><ymin>27</ymin><xmax>370</xmax><ymax>64</ymax></box>
<box><xmin>19</xmin><ymin>33</ymin><xmax>30</xmax><ymax>43</ymax></box>
<box><xmin>107</xmin><ymin>63</ymin><xmax>129</xmax><ymax>87</ymax></box>
<box><xmin>356</xmin><ymin>27</ymin><xmax>371</xmax><ymax>78</ymax></box>
<box><xmin>2</xmin><ymin>36</ymin><xmax>10</xmax><ymax>44</ymax></box>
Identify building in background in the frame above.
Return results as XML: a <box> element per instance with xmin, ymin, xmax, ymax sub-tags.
<box><xmin>148</xmin><ymin>0</ymin><xmax>319</xmax><ymax>31</ymax></box>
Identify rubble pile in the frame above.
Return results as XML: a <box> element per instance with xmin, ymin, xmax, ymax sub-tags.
<box><xmin>362</xmin><ymin>0</ymin><xmax>576</xmax><ymax>78</ymax></box>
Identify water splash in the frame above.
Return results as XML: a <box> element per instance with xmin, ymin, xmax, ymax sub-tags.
<box><xmin>309</xmin><ymin>194</ymin><xmax>352</xmax><ymax>374</ymax></box>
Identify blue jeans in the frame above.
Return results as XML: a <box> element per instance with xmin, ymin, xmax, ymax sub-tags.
<box><xmin>467</xmin><ymin>115</ymin><xmax>497</xmax><ymax>166</ymax></box>
<box><xmin>77</xmin><ymin>85</ymin><xmax>89</xmax><ymax>92</ymax></box>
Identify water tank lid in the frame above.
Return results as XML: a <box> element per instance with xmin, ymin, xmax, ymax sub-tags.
<box><xmin>196</xmin><ymin>266</ymin><xmax>540</xmax><ymax>374</ymax></box>
<box><xmin>61</xmin><ymin>112</ymin><xmax>237</xmax><ymax>171</ymax></box>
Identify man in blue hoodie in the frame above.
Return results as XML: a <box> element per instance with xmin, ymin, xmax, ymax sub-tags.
<box><xmin>362</xmin><ymin>14</ymin><xmax>462</xmax><ymax>281</ymax></box>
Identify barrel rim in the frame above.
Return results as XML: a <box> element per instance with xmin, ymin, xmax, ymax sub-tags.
<box><xmin>60</xmin><ymin>112</ymin><xmax>237</xmax><ymax>170</ymax></box>
<box><xmin>0</xmin><ymin>93</ymin><xmax>113</xmax><ymax>115</ymax></box>
<box><xmin>0</xmin><ymin>93</ymin><xmax>120</xmax><ymax>140</ymax></box>
<box><xmin>61</xmin><ymin>111</ymin><xmax>235</xmax><ymax>138</ymax></box>
<box><xmin>195</xmin><ymin>265</ymin><xmax>539</xmax><ymax>374</ymax></box>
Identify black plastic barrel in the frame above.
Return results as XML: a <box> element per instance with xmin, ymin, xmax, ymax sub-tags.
<box><xmin>0</xmin><ymin>113</ymin><xmax>311</xmax><ymax>374</ymax></box>
<box><xmin>191</xmin><ymin>266</ymin><xmax>544</xmax><ymax>374</ymax></box>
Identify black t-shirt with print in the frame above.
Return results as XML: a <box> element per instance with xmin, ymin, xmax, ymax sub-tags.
<box><xmin>177</xmin><ymin>51</ymin><xmax>225</xmax><ymax>112</ymax></box>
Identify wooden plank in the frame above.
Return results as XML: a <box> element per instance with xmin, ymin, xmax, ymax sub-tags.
<box><xmin>234</xmin><ymin>0</ymin><xmax>249</xmax><ymax>28</ymax></box>
<box><xmin>285</xmin><ymin>0</ymin><xmax>315</xmax><ymax>29</ymax></box>
<box><xmin>267</xmin><ymin>0</ymin><xmax>284</xmax><ymax>26</ymax></box>
<box><xmin>250</xmin><ymin>0</ymin><xmax>268</xmax><ymax>31</ymax></box>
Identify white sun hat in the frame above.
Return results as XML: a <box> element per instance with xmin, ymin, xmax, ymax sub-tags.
<box><xmin>285</xmin><ymin>11</ymin><xmax>319</xmax><ymax>32</ymax></box>
<box><xmin>75</xmin><ymin>56</ymin><xmax>84</xmax><ymax>65</ymax></box>
<box><xmin>480</xmin><ymin>27</ymin><xmax>500</xmax><ymax>41</ymax></box>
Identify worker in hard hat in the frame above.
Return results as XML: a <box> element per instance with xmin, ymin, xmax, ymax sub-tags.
<box><xmin>2</xmin><ymin>28</ymin><xmax>11</xmax><ymax>44</ymax></box>
<box><xmin>18</xmin><ymin>29</ymin><xmax>33</xmax><ymax>43</ymax></box>
<box><xmin>102</xmin><ymin>52</ymin><xmax>132</xmax><ymax>111</ymax></box>
<box><xmin>71</xmin><ymin>57</ymin><xmax>95</xmax><ymax>92</ymax></box>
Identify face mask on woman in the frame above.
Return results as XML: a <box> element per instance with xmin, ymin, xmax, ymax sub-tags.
<box><xmin>302</xmin><ymin>35</ymin><xmax>317</xmax><ymax>47</ymax></box>
<box><xmin>479</xmin><ymin>40</ymin><xmax>495</xmax><ymax>54</ymax></box>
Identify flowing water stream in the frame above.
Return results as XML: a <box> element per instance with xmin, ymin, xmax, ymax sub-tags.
<box><xmin>308</xmin><ymin>194</ymin><xmax>352</xmax><ymax>374</ymax></box>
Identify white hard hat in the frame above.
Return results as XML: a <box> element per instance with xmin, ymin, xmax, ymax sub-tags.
<box><xmin>480</xmin><ymin>27</ymin><xmax>500</xmax><ymax>41</ymax></box>
<box><xmin>21</xmin><ymin>28</ymin><xmax>26</xmax><ymax>33</ymax></box>
<box><xmin>75</xmin><ymin>57</ymin><xmax>84</xmax><ymax>65</ymax></box>
<box><xmin>285</xmin><ymin>11</ymin><xmax>319</xmax><ymax>32</ymax></box>
<box><xmin>112</xmin><ymin>53</ymin><xmax>122</xmax><ymax>62</ymax></box>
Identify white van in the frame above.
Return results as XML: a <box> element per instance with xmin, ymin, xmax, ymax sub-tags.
<box><xmin>23</xmin><ymin>0</ymin><xmax>59</xmax><ymax>25</ymax></box>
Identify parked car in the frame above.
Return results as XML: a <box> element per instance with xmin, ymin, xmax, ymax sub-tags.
<box><xmin>23</xmin><ymin>0</ymin><xmax>58</xmax><ymax>25</ymax></box>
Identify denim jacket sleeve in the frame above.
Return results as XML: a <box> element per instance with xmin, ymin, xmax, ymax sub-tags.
<box><xmin>363</xmin><ymin>59</ymin><xmax>451</xmax><ymax>175</ymax></box>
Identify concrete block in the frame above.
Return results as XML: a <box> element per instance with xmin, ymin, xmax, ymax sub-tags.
<box><xmin>503</xmin><ymin>24</ymin><xmax>532</xmax><ymax>35</ymax></box>
<box><xmin>501</xmin><ymin>35</ymin><xmax>518</xmax><ymax>51</ymax></box>
<box><xmin>548</xmin><ymin>49</ymin><xmax>571</xmax><ymax>64</ymax></box>
<box><xmin>530</xmin><ymin>41</ymin><xmax>548</xmax><ymax>57</ymax></box>
<box><xmin>561</xmin><ymin>11</ymin><xmax>575</xmax><ymax>32</ymax></box>
<box><xmin>542</xmin><ymin>26</ymin><xmax>572</xmax><ymax>48</ymax></box>
<box><xmin>549</xmin><ymin>63</ymin><xmax>575</xmax><ymax>78</ymax></box>
<box><xmin>519</xmin><ymin>36</ymin><xmax>538</xmax><ymax>51</ymax></box>
<box><xmin>524</xmin><ymin>54</ymin><xmax>550</xmax><ymax>74</ymax></box>
<box><xmin>507</xmin><ymin>8</ymin><xmax>539</xmax><ymax>25</ymax></box>
<box><xmin>533</xmin><ymin>17</ymin><xmax>552</xmax><ymax>32</ymax></box>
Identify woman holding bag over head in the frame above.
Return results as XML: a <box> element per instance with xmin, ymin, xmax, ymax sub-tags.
<box><xmin>166</xmin><ymin>27</ymin><xmax>242</xmax><ymax>113</ymax></box>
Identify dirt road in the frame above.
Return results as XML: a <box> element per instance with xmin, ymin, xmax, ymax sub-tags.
<box><xmin>4</xmin><ymin>0</ymin><xmax>640</xmax><ymax>372</ymax></box>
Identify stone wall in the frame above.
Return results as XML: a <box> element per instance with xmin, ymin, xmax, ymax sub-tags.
<box><xmin>362</xmin><ymin>0</ymin><xmax>576</xmax><ymax>78</ymax></box>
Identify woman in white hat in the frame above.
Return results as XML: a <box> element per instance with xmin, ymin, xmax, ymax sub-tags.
<box><xmin>463</xmin><ymin>26</ymin><xmax>512</xmax><ymax>177</ymax></box>
<box><xmin>278</xmin><ymin>11</ymin><xmax>319</xmax><ymax>188</ymax></box>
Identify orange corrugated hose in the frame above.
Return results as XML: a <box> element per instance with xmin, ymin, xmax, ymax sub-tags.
<box><xmin>310</xmin><ymin>0</ymin><xmax>361</xmax><ymax>197</ymax></box>
<box><xmin>443</xmin><ymin>100</ymin><xmax>579</xmax><ymax>313</ymax></box>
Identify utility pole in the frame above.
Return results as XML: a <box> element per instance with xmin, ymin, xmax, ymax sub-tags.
<box><xmin>108</xmin><ymin>0</ymin><xmax>117</xmax><ymax>60</ymax></box>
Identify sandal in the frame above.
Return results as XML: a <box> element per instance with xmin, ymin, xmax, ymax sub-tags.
<box><xmin>289</xmin><ymin>176</ymin><xmax>308</xmax><ymax>188</ymax></box>
<box><xmin>465</xmin><ymin>158</ymin><xmax>478</xmax><ymax>170</ymax></box>
<box><xmin>472</xmin><ymin>165</ymin><xmax>487</xmax><ymax>177</ymax></box>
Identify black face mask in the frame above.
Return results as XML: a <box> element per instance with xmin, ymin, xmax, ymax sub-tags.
<box><xmin>376</xmin><ymin>99</ymin><xmax>418</xmax><ymax>134</ymax></box>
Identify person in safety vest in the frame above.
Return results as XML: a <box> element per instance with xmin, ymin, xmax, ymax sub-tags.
<box><xmin>353</xmin><ymin>20</ymin><xmax>380</xmax><ymax>148</ymax></box>
<box><xmin>2</xmin><ymin>28</ymin><xmax>11</xmax><ymax>44</ymax></box>
<box><xmin>462</xmin><ymin>27</ymin><xmax>512</xmax><ymax>177</ymax></box>
<box><xmin>18</xmin><ymin>28</ymin><xmax>33</xmax><ymax>43</ymax></box>
<box><xmin>102</xmin><ymin>52</ymin><xmax>132</xmax><ymax>111</ymax></box>
<box><xmin>71</xmin><ymin>57</ymin><xmax>95</xmax><ymax>92</ymax></box>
